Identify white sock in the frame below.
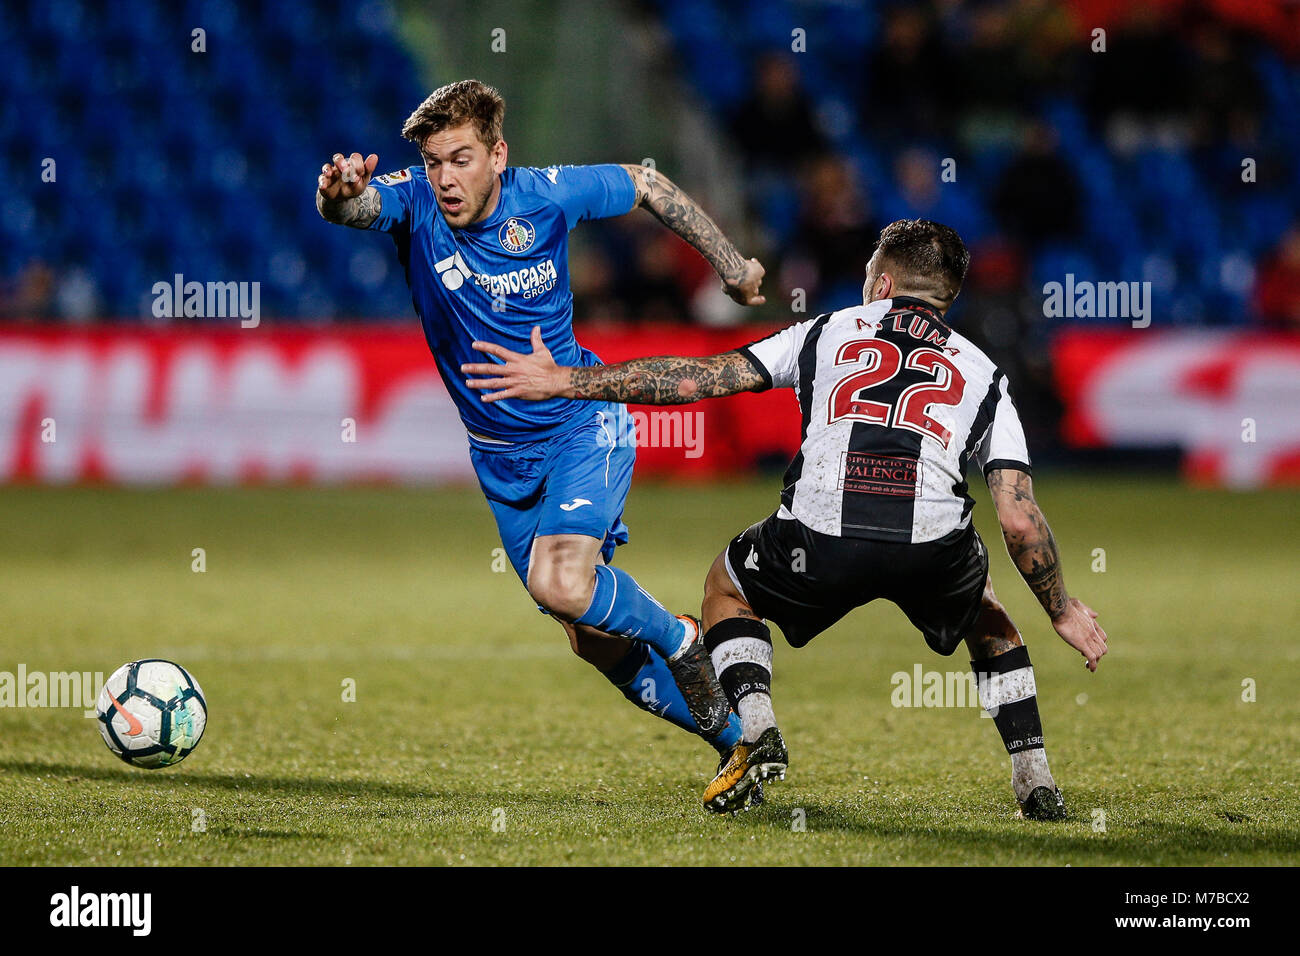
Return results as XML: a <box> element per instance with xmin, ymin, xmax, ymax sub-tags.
<box><xmin>666</xmin><ymin>618</ymin><xmax>695</xmax><ymax>662</ymax></box>
<box><xmin>708</xmin><ymin>622</ymin><xmax>776</xmax><ymax>741</ymax></box>
<box><xmin>1010</xmin><ymin>748</ymin><xmax>1054</xmax><ymax>803</ymax></box>
<box><xmin>973</xmin><ymin>648</ymin><xmax>1054</xmax><ymax>803</ymax></box>
<box><xmin>738</xmin><ymin>693</ymin><xmax>776</xmax><ymax>742</ymax></box>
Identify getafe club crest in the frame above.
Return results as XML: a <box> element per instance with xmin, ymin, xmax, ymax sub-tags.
<box><xmin>499</xmin><ymin>216</ymin><xmax>535</xmax><ymax>253</ymax></box>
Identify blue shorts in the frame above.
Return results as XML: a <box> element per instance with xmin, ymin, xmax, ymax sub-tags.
<box><xmin>469</xmin><ymin>406</ymin><xmax>636</xmax><ymax>589</ymax></box>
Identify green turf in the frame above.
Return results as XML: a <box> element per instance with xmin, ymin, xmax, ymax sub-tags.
<box><xmin>0</xmin><ymin>476</ymin><xmax>1296</xmax><ymax>865</ymax></box>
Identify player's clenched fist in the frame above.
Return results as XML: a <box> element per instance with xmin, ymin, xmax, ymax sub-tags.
<box><xmin>723</xmin><ymin>257</ymin><xmax>766</xmax><ymax>307</ymax></box>
<box><xmin>318</xmin><ymin>152</ymin><xmax>379</xmax><ymax>200</ymax></box>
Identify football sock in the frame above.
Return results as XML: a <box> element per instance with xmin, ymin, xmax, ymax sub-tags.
<box><xmin>971</xmin><ymin>645</ymin><xmax>1054</xmax><ymax>802</ymax></box>
<box><xmin>704</xmin><ymin>617</ymin><xmax>775</xmax><ymax>742</ymax></box>
<box><xmin>603</xmin><ymin>642</ymin><xmax>741</xmax><ymax>754</ymax></box>
<box><xmin>575</xmin><ymin>564</ymin><xmax>692</xmax><ymax>661</ymax></box>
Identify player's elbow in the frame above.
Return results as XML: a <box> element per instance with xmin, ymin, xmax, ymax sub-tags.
<box><xmin>624</xmin><ymin>163</ymin><xmax>675</xmax><ymax>206</ymax></box>
<box><xmin>997</xmin><ymin>505</ymin><xmax>1042</xmax><ymax>546</ymax></box>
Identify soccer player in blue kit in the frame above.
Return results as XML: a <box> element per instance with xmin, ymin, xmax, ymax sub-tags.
<box><xmin>316</xmin><ymin>80</ymin><xmax>766</xmax><ymax>767</ymax></box>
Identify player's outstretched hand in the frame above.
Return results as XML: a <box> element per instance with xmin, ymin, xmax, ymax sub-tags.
<box><xmin>723</xmin><ymin>258</ymin><xmax>766</xmax><ymax>306</ymax></box>
<box><xmin>463</xmin><ymin>327</ymin><xmax>567</xmax><ymax>402</ymax></box>
<box><xmin>318</xmin><ymin>152</ymin><xmax>378</xmax><ymax>200</ymax></box>
<box><xmin>1052</xmin><ymin>597</ymin><xmax>1108</xmax><ymax>672</ymax></box>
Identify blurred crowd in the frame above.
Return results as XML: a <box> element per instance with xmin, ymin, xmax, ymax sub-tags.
<box><xmin>564</xmin><ymin>0</ymin><xmax>1300</xmax><ymax>338</ymax></box>
<box><xmin>3</xmin><ymin>0</ymin><xmax>1299</xmax><ymax>339</ymax></box>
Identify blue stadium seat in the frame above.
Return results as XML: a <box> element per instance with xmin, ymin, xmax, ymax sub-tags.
<box><xmin>645</xmin><ymin>0</ymin><xmax>1297</xmax><ymax>328</ymax></box>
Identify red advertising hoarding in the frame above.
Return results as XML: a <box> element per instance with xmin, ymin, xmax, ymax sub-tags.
<box><xmin>0</xmin><ymin>324</ymin><xmax>800</xmax><ymax>485</ymax></box>
<box><xmin>1054</xmin><ymin>329</ymin><xmax>1300</xmax><ymax>486</ymax></box>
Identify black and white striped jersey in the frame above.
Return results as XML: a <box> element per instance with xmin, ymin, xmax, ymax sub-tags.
<box><xmin>738</xmin><ymin>296</ymin><xmax>1031</xmax><ymax>544</ymax></box>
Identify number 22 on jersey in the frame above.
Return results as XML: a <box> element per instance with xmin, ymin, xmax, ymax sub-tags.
<box><xmin>827</xmin><ymin>339</ymin><xmax>966</xmax><ymax>449</ymax></box>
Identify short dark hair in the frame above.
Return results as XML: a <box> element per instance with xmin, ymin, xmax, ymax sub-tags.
<box><xmin>402</xmin><ymin>79</ymin><xmax>505</xmax><ymax>149</ymax></box>
<box><xmin>874</xmin><ymin>219</ymin><xmax>970</xmax><ymax>305</ymax></box>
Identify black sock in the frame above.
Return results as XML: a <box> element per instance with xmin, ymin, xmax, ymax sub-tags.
<box><xmin>971</xmin><ymin>645</ymin><xmax>1053</xmax><ymax>800</ymax></box>
<box><xmin>704</xmin><ymin>617</ymin><xmax>775</xmax><ymax>740</ymax></box>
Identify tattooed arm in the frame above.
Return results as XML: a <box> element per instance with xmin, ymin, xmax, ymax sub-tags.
<box><xmin>318</xmin><ymin>188</ymin><xmax>382</xmax><ymax>230</ymax></box>
<box><xmin>461</xmin><ymin>327</ymin><xmax>766</xmax><ymax>404</ymax></box>
<box><xmin>564</xmin><ymin>351</ymin><xmax>765</xmax><ymax>404</ymax></box>
<box><xmin>620</xmin><ymin>164</ymin><xmax>765</xmax><ymax>306</ymax></box>
<box><xmin>317</xmin><ymin>186</ymin><xmax>382</xmax><ymax>228</ymax></box>
<box><xmin>987</xmin><ymin>468</ymin><xmax>1068</xmax><ymax>619</ymax></box>
<box><xmin>316</xmin><ymin>151</ymin><xmax>382</xmax><ymax>228</ymax></box>
<box><xmin>987</xmin><ymin>468</ymin><xmax>1109</xmax><ymax>671</ymax></box>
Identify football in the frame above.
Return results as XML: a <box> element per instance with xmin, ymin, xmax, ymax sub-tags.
<box><xmin>95</xmin><ymin>660</ymin><xmax>207</xmax><ymax>769</ymax></box>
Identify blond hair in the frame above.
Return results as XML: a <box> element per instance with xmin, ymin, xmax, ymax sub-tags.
<box><xmin>401</xmin><ymin>79</ymin><xmax>505</xmax><ymax>149</ymax></box>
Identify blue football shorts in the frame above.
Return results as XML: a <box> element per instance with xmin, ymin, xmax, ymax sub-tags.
<box><xmin>469</xmin><ymin>407</ymin><xmax>637</xmax><ymax>595</ymax></box>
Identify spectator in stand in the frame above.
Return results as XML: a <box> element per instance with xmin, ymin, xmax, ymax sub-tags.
<box><xmin>1253</xmin><ymin>223</ymin><xmax>1300</xmax><ymax>330</ymax></box>
<box><xmin>779</xmin><ymin>155</ymin><xmax>879</xmax><ymax>311</ymax></box>
<box><xmin>623</xmin><ymin>228</ymin><xmax>696</xmax><ymax>323</ymax></box>
<box><xmin>863</xmin><ymin>4</ymin><xmax>953</xmax><ymax>139</ymax></box>
<box><xmin>569</xmin><ymin>241</ymin><xmax>628</xmax><ymax>325</ymax></box>
<box><xmin>882</xmin><ymin>147</ymin><xmax>983</xmax><ymax>242</ymax></box>
<box><xmin>1184</xmin><ymin>20</ymin><xmax>1265</xmax><ymax>146</ymax></box>
<box><xmin>0</xmin><ymin>261</ymin><xmax>56</xmax><ymax>321</ymax></box>
<box><xmin>1084</xmin><ymin>4</ymin><xmax>1192</xmax><ymax>152</ymax></box>
<box><xmin>729</xmin><ymin>52</ymin><xmax>827</xmax><ymax>177</ymax></box>
<box><xmin>992</xmin><ymin>121</ymin><xmax>1083</xmax><ymax>245</ymax></box>
<box><xmin>1002</xmin><ymin>0</ymin><xmax>1081</xmax><ymax>99</ymax></box>
<box><xmin>948</xmin><ymin>2</ymin><xmax>1025</xmax><ymax>146</ymax></box>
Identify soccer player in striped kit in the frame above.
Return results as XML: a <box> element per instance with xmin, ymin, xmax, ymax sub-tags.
<box><xmin>463</xmin><ymin>219</ymin><xmax>1109</xmax><ymax>817</ymax></box>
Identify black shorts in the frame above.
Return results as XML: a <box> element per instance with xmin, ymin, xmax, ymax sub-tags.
<box><xmin>724</xmin><ymin>514</ymin><xmax>989</xmax><ymax>655</ymax></box>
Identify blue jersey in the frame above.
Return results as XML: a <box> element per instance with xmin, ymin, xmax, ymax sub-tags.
<box><xmin>368</xmin><ymin>163</ymin><xmax>636</xmax><ymax>442</ymax></box>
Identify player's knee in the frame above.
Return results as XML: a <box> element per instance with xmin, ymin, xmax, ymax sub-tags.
<box><xmin>979</xmin><ymin>577</ymin><xmax>1004</xmax><ymax>612</ymax></box>
<box><xmin>527</xmin><ymin>564</ymin><xmax>594</xmax><ymax>621</ymax></box>
<box><xmin>703</xmin><ymin>552</ymin><xmax>736</xmax><ymax>601</ymax></box>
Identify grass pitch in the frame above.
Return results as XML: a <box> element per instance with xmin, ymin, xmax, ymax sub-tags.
<box><xmin>0</xmin><ymin>475</ymin><xmax>1296</xmax><ymax>866</ymax></box>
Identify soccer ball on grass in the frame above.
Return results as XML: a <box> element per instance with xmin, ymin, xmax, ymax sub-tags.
<box><xmin>95</xmin><ymin>659</ymin><xmax>207</xmax><ymax>768</ymax></box>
